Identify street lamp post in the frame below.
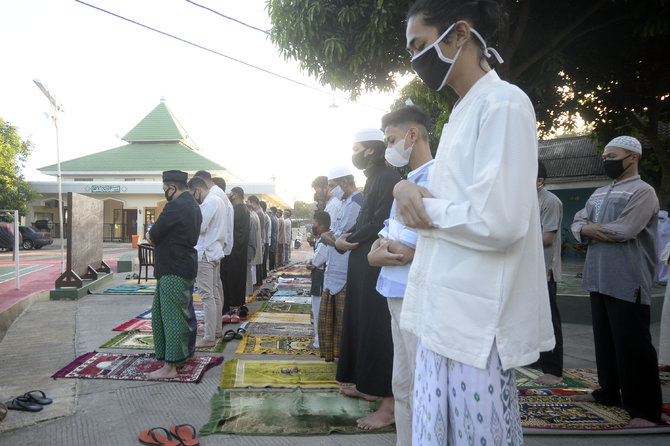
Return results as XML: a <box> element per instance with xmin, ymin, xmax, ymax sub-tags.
<box><xmin>33</xmin><ymin>78</ymin><xmax>65</xmax><ymax>274</ymax></box>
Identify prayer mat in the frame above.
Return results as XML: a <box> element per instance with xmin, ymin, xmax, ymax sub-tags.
<box><xmin>516</xmin><ymin>366</ymin><xmax>593</xmax><ymax>390</ymax></box>
<box><xmin>272</xmin><ymin>290</ymin><xmax>298</xmax><ymax>296</ymax></box>
<box><xmin>112</xmin><ymin>318</ymin><xmax>204</xmax><ymax>333</ymax></box>
<box><xmin>220</xmin><ymin>359</ymin><xmax>338</xmax><ymax>389</ymax></box>
<box><xmin>235</xmin><ymin>335</ymin><xmax>319</xmax><ymax>356</ymax></box>
<box><xmin>258</xmin><ymin>302</ymin><xmax>311</xmax><ymax>314</ymax></box>
<box><xmin>520</xmin><ymin>395</ymin><xmax>670</xmax><ymax>435</ymax></box>
<box><xmin>248</xmin><ymin>312</ymin><xmax>311</xmax><ymax>324</ymax></box>
<box><xmin>90</xmin><ymin>283</ymin><xmax>156</xmax><ymax>295</ymax></box>
<box><xmin>268</xmin><ymin>295</ymin><xmax>312</xmax><ymax>305</ymax></box>
<box><xmin>199</xmin><ymin>388</ymin><xmax>393</xmax><ymax>436</ymax></box>
<box><xmin>134</xmin><ymin>309</ymin><xmax>204</xmax><ymax>321</ymax></box>
<box><xmin>245</xmin><ymin>322</ymin><xmax>314</xmax><ymax>337</ymax></box>
<box><xmin>52</xmin><ymin>351</ymin><xmax>223</xmax><ymax>383</ymax></box>
<box><xmin>100</xmin><ymin>330</ymin><xmax>225</xmax><ymax>353</ymax></box>
<box><xmin>136</xmin><ymin>309</ymin><xmax>151</xmax><ymax>319</ymax></box>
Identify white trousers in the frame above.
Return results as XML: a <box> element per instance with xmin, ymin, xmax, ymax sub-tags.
<box><xmin>413</xmin><ymin>341</ymin><xmax>523</xmax><ymax>446</ymax></box>
<box><xmin>197</xmin><ymin>259</ymin><xmax>222</xmax><ymax>341</ymax></box>
<box><xmin>311</xmin><ymin>295</ymin><xmax>321</xmax><ymax>348</ymax></box>
<box><xmin>387</xmin><ymin>298</ymin><xmax>417</xmax><ymax>446</ymax></box>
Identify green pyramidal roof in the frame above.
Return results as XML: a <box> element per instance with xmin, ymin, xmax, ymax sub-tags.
<box><xmin>122</xmin><ymin>101</ymin><xmax>190</xmax><ymax>143</ymax></box>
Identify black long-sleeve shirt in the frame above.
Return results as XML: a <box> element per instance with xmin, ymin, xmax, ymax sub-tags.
<box><xmin>149</xmin><ymin>191</ymin><xmax>202</xmax><ymax>280</ymax></box>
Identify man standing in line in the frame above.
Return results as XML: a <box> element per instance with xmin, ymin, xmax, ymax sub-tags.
<box><xmin>269</xmin><ymin>206</ymin><xmax>278</xmax><ymax>272</ymax></box>
<box><xmin>248</xmin><ymin>195</ymin><xmax>266</xmax><ymax>286</ymax></box>
<box><xmin>276</xmin><ymin>209</ymin><xmax>285</xmax><ymax>268</ymax></box>
<box><xmin>194</xmin><ymin>171</ymin><xmax>233</xmax><ymax>257</ymax></box>
<box><xmin>533</xmin><ymin>161</ymin><xmax>565</xmax><ymax>386</ymax></box>
<box><xmin>146</xmin><ymin>170</ymin><xmax>201</xmax><ymax>379</ymax></box>
<box><xmin>247</xmin><ymin>200</ymin><xmax>262</xmax><ymax>300</ymax></box>
<box><xmin>312</xmin><ymin>175</ymin><xmax>329</xmax><ymax>211</ymax></box>
<box><xmin>572</xmin><ymin>136</ymin><xmax>662</xmax><ymax>426</ymax></box>
<box><xmin>188</xmin><ymin>176</ymin><xmax>226</xmax><ymax>349</ymax></box>
<box><xmin>284</xmin><ymin>209</ymin><xmax>292</xmax><ymax>264</ymax></box>
<box><xmin>222</xmin><ymin>187</ymin><xmax>249</xmax><ymax>318</ymax></box>
<box><xmin>260</xmin><ymin>201</ymin><xmax>271</xmax><ymax>279</ymax></box>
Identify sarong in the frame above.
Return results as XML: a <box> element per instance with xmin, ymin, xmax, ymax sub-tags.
<box><xmin>152</xmin><ymin>275</ymin><xmax>194</xmax><ymax>365</ymax></box>
<box><xmin>317</xmin><ymin>289</ymin><xmax>345</xmax><ymax>362</ymax></box>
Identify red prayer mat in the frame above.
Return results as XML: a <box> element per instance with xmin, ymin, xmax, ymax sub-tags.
<box><xmin>52</xmin><ymin>351</ymin><xmax>223</xmax><ymax>383</ymax></box>
<box><xmin>112</xmin><ymin>318</ymin><xmax>204</xmax><ymax>332</ymax></box>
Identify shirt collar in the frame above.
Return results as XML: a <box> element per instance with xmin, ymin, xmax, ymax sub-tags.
<box><xmin>453</xmin><ymin>70</ymin><xmax>501</xmax><ymax>114</ymax></box>
<box><xmin>612</xmin><ymin>174</ymin><xmax>641</xmax><ymax>186</ymax></box>
<box><xmin>408</xmin><ymin>159</ymin><xmax>435</xmax><ymax>180</ymax></box>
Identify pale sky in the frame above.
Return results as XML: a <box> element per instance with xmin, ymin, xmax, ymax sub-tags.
<box><xmin>0</xmin><ymin>0</ymin><xmax>411</xmax><ymax>205</ymax></box>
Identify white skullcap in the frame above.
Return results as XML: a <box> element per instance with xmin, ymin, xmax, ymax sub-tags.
<box><xmin>327</xmin><ymin>165</ymin><xmax>352</xmax><ymax>180</ymax></box>
<box><xmin>606</xmin><ymin>136</ymin><xmax>642</xmax><ymax>154</ymax></box>
<box><xmin>353</xmin><ymin>128</ymin><xmax>384</xmax><ymax>143</ymax></box>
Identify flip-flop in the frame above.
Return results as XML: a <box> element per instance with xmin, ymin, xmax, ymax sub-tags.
<box><xmin>5</xmin><ymin>397</ymin><xmax>42</xmax><ymax>412</ymax></box>
<box><xmin>139</xmin><ymin>427</ymin><xmax>181</xmax><ymax>446</ymax></box>
<box><xmin>230</xmin><ymin>313</ymin><xmax>240</xmax><ymax>323</ymax></box>
<box><xmin>238</xmin><ymin>305</ymin><xmax>249</xmax><ymax>320</ymax></box>
<box><xmin>23</xmin><ymin>390</ymin><xmax>52</xmax><ymax>405</ymax></box>
<box><xmin>222</xmin><ymin>330</ymin><xmax>236</xmax><ymax>342</ymax></box>
<box><xmin>169</xmin><ymin>424</ymin><xmax>200</xmax><ymax>446</ymax></box>
<box><xmin>235</xmin><ymin>328</ymin><xmax>246</xmax><ymax>340</ymax></box>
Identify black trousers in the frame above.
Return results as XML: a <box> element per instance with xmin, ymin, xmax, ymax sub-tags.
<box><xmin>269</xmin><ymin>248</ymin><xmax>275</xmax><ymax>271</ymax></box>
<box><xmin>262</xmin><ymin>243</ymin><xmax>269</xmax><ymax>279</ymax></box>
<box><xmin>538</xmin><ymin>276</ymin><xmax>563</xmax><ymax>376</ymax></box>
<box><xmin>590</xmin><ymin>292</ymin><xmax>662</xmax><ymax>422</ymax></box>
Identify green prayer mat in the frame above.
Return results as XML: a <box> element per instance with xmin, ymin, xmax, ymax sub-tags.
<box><xmin>258</xmin><ymin>302</ymin><xmax>312</xmax><ymax>314</ymax></box>
<box><xmin>200</xmin><ymin>388</ymin><xmax>394</xmax><ymax>436</ymax></box>
<box><xmin>220</xmin><ymin>359</ymin><xmax>338</xmax><ymax>389</ymax></box>
<box><xmin>248</xmin><ymin>312</ymin><xmax>311</xmax><ymax>324</ymax></box>
<box><xmin>100</xmin><ymin>330</ymin><xmax>225</xmax><ymax>353</ymax></box>
<box><xmin>515</xmin><ymin>366</ymin><xmax>593</xmax><ymax>390</ymax></box>
<box><xmin>245</xmin><ymin>322</ymin><xmax>314</xmax><ymax>337</ymax></box>
<box><xmin>235</xmin><ymin>335</ymin><xmax>318</xmax><ymax>356</ymax></box>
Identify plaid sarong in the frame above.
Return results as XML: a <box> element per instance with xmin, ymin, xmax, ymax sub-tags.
<box><xmin>317</xmin><ymin>289</ymin><xmax>346</xmax><ymax>362</ymax></box>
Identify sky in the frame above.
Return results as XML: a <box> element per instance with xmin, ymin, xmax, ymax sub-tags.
<box><xmin>0</xmin><ymin>0</ymin><xmax>412</xmax><ymax>205</ymax></box>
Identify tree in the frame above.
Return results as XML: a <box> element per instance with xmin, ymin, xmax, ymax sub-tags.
<box><xmin>267</xmin><ymin>0</ymin><xmax>670</xmax><ymax>205</ymax></box>
<box><xmin>291</xmin><ymin>200</ymin><xmax>315</xmax><ymax>220</ymax></box>
<box><xmin>0</xmin><ymin>119</ymin><xmax>39</xmax><ymax>217</ymax></box>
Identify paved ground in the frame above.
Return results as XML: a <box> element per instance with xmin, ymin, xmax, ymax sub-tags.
<box><xmin>1</xmin><ymin>246</ymin><xmax>669</xmax><ymax>445</ymax></box>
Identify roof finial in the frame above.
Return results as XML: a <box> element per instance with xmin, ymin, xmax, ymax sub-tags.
<box><xmin>160</xmin><ymin>96</ymin><xmax>166</xmax><ymax>102</ymax></box>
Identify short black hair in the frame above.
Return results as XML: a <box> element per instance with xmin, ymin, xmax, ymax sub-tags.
<box><xmin>194</xmin><ymin>170</ymin><xmax>212</xmax><ymax>181</ymax></box>
<box><xmin>284</xmin><ymin>209</ymin><xmax>292</xmax><ymax>216</ymax></box>
<box><xmin>538</xmin><ymin>160</ymin><xmax>547</xmax><ymax>180</ymax></box>
<box><xmin>212</xmin><ymin>177</ymin><xmax>226</xmax><ymax>192</ymax></box>
<box><xmin>188</xmin><ymin>176</ymin><xmax>208</xmax><ymax>190</ymax></box>
<box><xmin>231</xmin><ymin>186</ymin><xmax>244</xmax><ymax>198</ymax></box>
<box><xmin>270</xmin><ymin>206</ymin><xmax>277</xmax><ymax>213</ymax></box>
<box><xmin>260</xmin><ymin>201</ymin><xmax>267</xmax><ymax>211</ymax></box>
<box><xmin>312</xmin><ymin>176</ymin><xmax>328</xmax><ymax>189</ymax></box>
<box><xmin>313</xmin><ymin>210</ymin><xmax>330</xmax><ymax>227</ymax></box>
<box><xmin>382</xmin><ymin>105</ymin><xmax>431</xmax><ymax>141</ymax></box>
<box><xmin>248</xmin><ymin>195</ymin><xmax>260</xmax><ymax>205</ymax></box>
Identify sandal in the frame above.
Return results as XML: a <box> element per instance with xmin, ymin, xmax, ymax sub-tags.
<box><xmin>5</xmin><ymin>397</ymin><xmax>42</xmax><ymax>412</ymax></box>
<box><xmin>139</xmin><ymin>427</ymin><xmax>181</xmax><ymax>446</ymax></box>
<box><xmin>238</xmin><ymin>305</ymin><xmax>249</xmax><ymax>320</ymax></box>
<box><xmin>229</xmin><ymin>310</ymin><xmax>240</xmax><ymax>323</ymax></box>
<box><xmin>222</xmin><ymin>312</ymin><xmax>232</xmax><ymax>323</ymax></box>
<box><xmin>222</xmin><ymin>330</ymin><xmax>237</xmax><ymax>342</ymax></box>
<box><xmin>169</xmin><ymin>423</ymin><xmax>200</xmax><ymax>446</ymax></box>
<box><xmin>23</xmin><ymin>390</ymin><xmax>52</xmax><ymax>405</ymax></box>
<box><xmin>235</xmin><ymin>327</ymin><xmax>246</xmax><ymax>340</ymax></box>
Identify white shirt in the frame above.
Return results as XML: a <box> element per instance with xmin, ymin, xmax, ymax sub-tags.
<box><xmin>263</xmin><ymin>213</ymin><xmax>271</xmax><ymax>245</ymax></box>
<box><xmin>324</xmin><ymin>196</ymin><xmax>342</xmax><ymax>225</ymax></box>
<box><xmin>209</xmin><ymin>184</ymin><xmax>234</xmax><ymax>256</ymax></box>
<box><xmin>284</xmin><ymin>218</ymin><xmax>292</xmax><ymax>243</ymax></box>
<box><xmin>195</xmin><ymin>192</ymin><xmax>226</xmax><ymax>262</ymax></box>
<box><xmin>400</xmin><ymin>71</ymin><xmax>554</xmax><ymax>371</ymax></box>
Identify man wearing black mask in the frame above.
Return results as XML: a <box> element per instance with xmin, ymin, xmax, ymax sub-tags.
<box><xmin>334</xmin><ymin>128</ymin><xmax>401</xmax><ymax>430</ymax></box>
<box><xmin>572</xmin><ymin>136</ymin><xmax>662</xmax><ymax>426</ymax></box>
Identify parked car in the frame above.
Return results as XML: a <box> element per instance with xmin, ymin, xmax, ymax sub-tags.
<box><xmin>18</xmin><ymin>225</ymin><xmax>53</xmax><ymax>250</ymax></box>
<box><xmin>0</xmin><ymin>223</ymin><xmax>22</xmax><ymax>251</ymax></box>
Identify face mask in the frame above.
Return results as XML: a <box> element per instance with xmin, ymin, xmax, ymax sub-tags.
<box><xmin>352</xmin><ymin>150</ymin><xmax>368</xmax><ymax>170</ymax></box>
<box><xmin>385</xmin><ymin>132</ymin><xmax>413</xmax><ymax>167</ymax></box>
<box><xmin>603</xmin><ymin>155</ymin><xmax>633</xmax><ymax>179</ymax></box>
<box><xmin>330</xmin><ymin>185</ymin><xmax>344</xmax><ymax>200</ymax></box>
<box><xmin>164</xmin><ymin>186</ymin><xmax>175</xmax><ymax>202</ymax></box>
<box><xmin>411</xmin><ymin>24</ymin><xmax>504</xmax><ymax>91</ymax></box>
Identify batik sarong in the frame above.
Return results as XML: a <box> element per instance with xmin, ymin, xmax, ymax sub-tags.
<box><xmin>152</xmin><ymin>275</ymin><xmax>194</xmax><ymax>365</ymax></box>
<box><xmin>317</xmin><ymin>289</ymin><xmax>345</xmax><ymax>362</ymax></box>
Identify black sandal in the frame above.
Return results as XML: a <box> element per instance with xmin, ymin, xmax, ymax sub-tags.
<box><xmin>235</xmin><ymin>327</ymin><xmax>247</xmax><ymax>339</ymax></box>
<box><xmin>222</xmin><ymin>330</ymin><xmax>237</xmax><ymax>342</ymax></box>
<box><xmin>6</xmin><ymin>397</ymin><xmax>43</xmax><ymax>412</ymax></box>
<box><xmin>23</xmin><ymin>390</ymin><xmax>52</xmax><ymax>405</ymax></box>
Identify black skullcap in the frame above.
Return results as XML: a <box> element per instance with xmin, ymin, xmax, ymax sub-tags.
<box><xmin>163</xmin><ymin>170</ymin><xmax>188</xmax><ymax>183</ymax></box>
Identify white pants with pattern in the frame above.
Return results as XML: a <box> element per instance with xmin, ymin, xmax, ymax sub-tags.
<box><xmin>412</xmin><ymin>341</ymin><xmax>522</xmax><ymax>445</ymax></box>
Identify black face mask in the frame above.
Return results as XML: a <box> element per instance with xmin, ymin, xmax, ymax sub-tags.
<box><xmin>352</xmin><ymin>151</ymin><xmax>368</xmax><ymax>170</ymax></box>
<box><xmin>164</xmin><ymin>186</ymin><xmax>176</xmax><ymax>202</ymax></box>
<box><xmin>603</xmin><ymin>155</ymin><xmax>632</xmax><ymax>179</ymax></box>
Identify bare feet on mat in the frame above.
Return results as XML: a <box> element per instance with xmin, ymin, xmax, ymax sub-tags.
<box><xmin>627</xmin><ymin>417</ymin><xmax>657</xmax><ymax>427</ymax></box>
<box><xmin>532</xmin><ymin>373</ymin><xmax>563</xmax><ymax>386</ymax></box>
<box><xmin>570</xmin><ymin>393</ymin><xmax>596</xmax><ymax>402</ymax></box>
<box><xmin>659</xmin><ymin>364</ymin><xmax>670</xmax><ymax>373</ymax></box>
<box><xmin>357</xmin><ymin>397</ymin><xmax>395</xmax><ymax>430</ymax></box>
<box><xmin>195</xmin><ymin>340</ymin><xmax>217</xmax><ymax>349</ymax></box>
<box><xmin>340</xmin><ymin>386</ymin><xmax>378</xmax><ymax>402</ymax></box>
<box><xmin>146</xmin><ymin>364</ymin><xmax>178</xmax><ymax>379</ymax></box>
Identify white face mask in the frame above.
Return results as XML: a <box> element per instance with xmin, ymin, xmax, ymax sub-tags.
<box><xmin>330</xmin><ymin>184</ymin><xmax>344</xmax><ymax>200</ymax></box>
<box><xmin>385</xmin><ymin>132</ymin><xmax>413</xmax><ymax>167</ymax></box>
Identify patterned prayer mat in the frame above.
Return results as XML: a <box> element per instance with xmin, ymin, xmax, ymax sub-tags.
<box><xmin>270</xmin><ymin>268</ymin><xmax>309</xmax><ymax>277</ymax></box>
<box><xmin>235</xmin><ymin>335</ymin><xmax>319</xmax><ymax>356</ymax></box>
<box><xmin>112</xmin><ymin>318</ymin><xmax>204</xmax><ymax>333</ymax></box>
<box><xmin>520</xmin><ymin>395</ymin><xmax>670</xmax><ymax>434</ymax></box>
<box><xmin>52</xmin><ymin>351</ymin><xmax>223</xmax><ymax>383</ymax></box>
<box><xmin>135</xmin><ymin>309</ymin><xmax>204</xmax><ymax>321</ymax></box>
<box><xmin>200</xmin><ymin>388</ymin><xmax>393</xmax><ymax>436</ymax></box>
<box><xmin>248</xmin><ymin>312</ymin><xmax>311</xmax><ymax>324</ymax></box>
<box><xmin>272</xmin><ymin>290</ymin><xmax>298</xmax><ymax>296</ymax></box>
<box><xmin>258</xmin><ymin>302</ymin><xmax>312</xmax><ymax>314</ymax></box>
<box><xmin>268</xmin><ymin>295</ymin><xmax>313</xmax><ymax>304</ymax></box>
<box><xmin>515</xmin><ymin>366</ymin><xmax>594</xmax><ymax>391</ymax></box>
<box><xmin>220</xmin><ymin>359</ymin><xmax>338</xmax><ymax>389</ymax></box>
<box><xmin>100</xmin><ymin>330</ymin><xmax>225</xmax><ymax>353</ymax></box>
<box><xmin>90</xmin><ymin>283</ymin><xmax>156</xmax><ymax>295</ymax></box>
<box><xmin>245</xmin><ymin>322</ymin><xmax>314</xmax><ymax>337</ymax></box>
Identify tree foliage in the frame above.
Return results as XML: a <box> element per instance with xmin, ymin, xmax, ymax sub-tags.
<box><xmin>0</xmin><ymin>119</ymin><xmax>39</xmax><ymax>217</ymax></box>
<box><xmin>291</xmin><ymin>200</ymin><xmax>314</xmax><ymax>220</ymax></box>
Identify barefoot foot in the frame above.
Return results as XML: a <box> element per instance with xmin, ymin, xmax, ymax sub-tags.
<box><xmin>340</xmin><ymin>386</ymin><xmax>378</xmax><ymax>402</ymax></box>
<box><xmin>626</xmin><ymin>417</ymin><xmax>657</xmax><ymax>427</ymax></box>
<box><xmin>357</xmin><ymin>397</ymin><xmax>395</xmax><ymax>430</ymax></box>
<box><xmin>570</xmin><ymin>393</ymin><xmax>596</xmax><ymax>402</ymax></box>
<box><xmin>195</xmin><ymin>340</ymin><xmax>217</xmax><ymax>349</ymax></box>
<box><xmin>146</xmin><ymin>364</ymin><xmax>178</xmax><ymax>379</ymax></box>
<box><xmin>532</xmin><ymin>373</ymin><xmax>563</xmax><ymax>386</ymax></box>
